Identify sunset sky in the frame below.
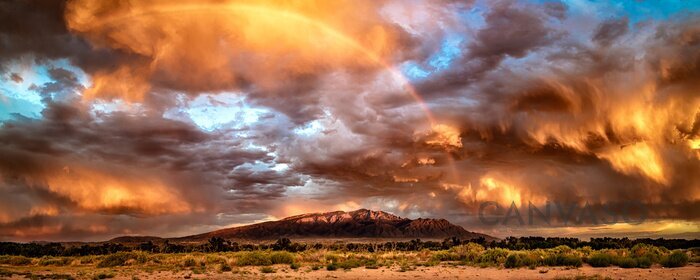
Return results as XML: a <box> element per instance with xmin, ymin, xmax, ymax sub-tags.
<box><xmin>1</xmin><ymin>0</ymin><xmax>699</xmax><ymax>241</ymax></box>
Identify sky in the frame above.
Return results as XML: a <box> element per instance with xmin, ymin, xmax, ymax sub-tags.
<box><xmin>0</xmin><ymin>0</ymin><xmax>699</xmax><ymax>241</ymax></box>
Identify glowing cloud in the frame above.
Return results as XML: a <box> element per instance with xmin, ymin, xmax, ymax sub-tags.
<box><xmin>598</xmin><ymin>142</ymin><xmax>667</xmax><ymax>185</ymax></box>
<box><xmin>64</xmin><ymin>0</ymin><xmax>401</xmax><ymax>99</ymax></box>
<box><xmin>40</xmin><ymin>166</ymin><xmax>191</xmax><ymax>215</ymax></box>
<box><xmin>421</xmin><ymin>124</ymin><xmax>463</xmax><ymax>150</ymax></box>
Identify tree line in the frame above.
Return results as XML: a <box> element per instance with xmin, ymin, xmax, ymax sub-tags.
<box><xmin>0</xmin><ymin>236</ymin><xmax>697</xmax><ymax>257</ymax></box>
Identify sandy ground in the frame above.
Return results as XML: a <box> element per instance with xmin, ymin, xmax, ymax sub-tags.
<box><xmin>2</xmin><ymin>263</ymin><xmax>699</xmax><ymax>280</ymax></box>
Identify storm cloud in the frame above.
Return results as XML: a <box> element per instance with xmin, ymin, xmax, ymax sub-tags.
<box><xmin>0</xmin><ymin>0</ymin><xmax>698</xmax><ymax>241</ymax></box>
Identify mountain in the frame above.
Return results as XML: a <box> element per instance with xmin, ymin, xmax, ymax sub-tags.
<box><xmin>172</xmin><ymin>209</ymin><xmax>494</xmax><ymax>242</ymax></box>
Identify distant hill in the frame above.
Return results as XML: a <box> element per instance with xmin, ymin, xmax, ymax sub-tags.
<box><xmin>108</xmin><ymin>236</ymin><xmax>163</xmax><ymax>244</ymax></box>
<box><xmin>166</xmin><ymin>209</ymin><xmax>495</xmax><ymax>242</ymax></box>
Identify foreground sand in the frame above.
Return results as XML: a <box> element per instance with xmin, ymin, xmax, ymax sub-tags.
<box><xmin>2</xmin><ymin>263</ymin><xmax>699</xmax><ymax>280</ymax></box>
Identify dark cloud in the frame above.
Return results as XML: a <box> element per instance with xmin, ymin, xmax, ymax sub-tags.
<box><xmin>0</xmin><ymin>0</ymin><xmax>136</xmax><ymax>71</ymax></box>
<box><xmin>27</xmin><ymin>67</ymin><xmax>85</xmax><ymax>103</ymax></box>
<box><xmin>509</xmin><ymin>83</ymin><xmax>574</xmax><ymax>113</ymax></box>
<box><xmin>415</xmin><ymin>0</ymin><xmax>560</xmax><ymax>98</ymax></box>
<box><xmin>9</xmin><ymin>73</ymin><xmax>23</xmax><ymax>83</ymax></box>
<box><xmin>593</xmin><ymin>17</ymin><xmax>629</xmax><ymax>45</ymax></box>
<box><xmin>0</xmin><ymin>98</ymin><xmax>295</xmax><ymax>240</ymax></box>
<box><xmin>469</xmin><ymin>1</ymin><xmax>555</xmax><ymax>59</ymax></box>
<box><xmin>0</xmin><ymin>0</ymin><xmax>74</xmax><ymax>60</ymax></box>
<box><xmin>543</xmin><ymin>1</ymin><xmax>567</xmax><ymax>20</ymax></box>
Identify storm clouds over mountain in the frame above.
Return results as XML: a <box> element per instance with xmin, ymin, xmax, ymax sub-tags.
<box><xmin>0</xmin><ymin>0</ymin><xmax>699</xmax><ymax>241</ymax></box>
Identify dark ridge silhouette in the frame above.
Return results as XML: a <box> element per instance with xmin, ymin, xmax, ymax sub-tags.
<box><xmin>162</xmin><ymin>209</ymin><xmax>495</xmax><ymax>242</ymax></box>
<box><xmin>108</xmin><ymin>236</ymin><xmax>163</xmax><ymax>243</ymax></box>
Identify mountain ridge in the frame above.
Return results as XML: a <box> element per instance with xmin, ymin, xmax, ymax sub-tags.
<box><xmin>110</xmin><ymin>209</ymin><xmax>495</xmax><ymax>243</ymax></box>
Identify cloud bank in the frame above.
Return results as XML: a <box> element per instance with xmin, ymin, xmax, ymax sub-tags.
<box><xmin>0</xmin><ymin>0</ymin><xmax>699</xmax><ymax>241</ymax></box>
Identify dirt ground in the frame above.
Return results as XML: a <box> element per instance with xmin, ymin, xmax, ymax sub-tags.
<box><xmin>2</xmin><ymin>263</ymin><xmax>699</xmax><ymax>280</ymax></box>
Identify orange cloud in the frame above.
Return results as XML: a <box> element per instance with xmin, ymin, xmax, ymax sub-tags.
<box><xmin>35</xmin><ymin>165</ymin><xmax>192</xmax><ymax>215</ymax></box>
<box><xmin>65</xmin><ymin>0</ymin><xmax>402</xmax><ymax>100</ymax></box>
<box><xmin>598</xmin><ymin>142</ymin><xmax>667</xmax><ymax>185</ymax></box>
<box><xmin>419</xmin><ymin>124</ymin><xmax>462</xmax><ymax>151</ymax></box>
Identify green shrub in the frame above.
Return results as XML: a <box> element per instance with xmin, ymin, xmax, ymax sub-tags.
<box><xmin>236</xmin><ymin>251</ymin><xmax>272</xmax><ymax>266</ymax></box>
<box><xmin>324</xmin><ymin>253</ymin><xmax>340</xmax><ymax>263</ymax></box>
<box><xmin>661</xmin><ymin>251</ymin><xmax>688</xmax><ymax>268</ymax></box>
<box><xmin>364</xmin><ymin>258</ymin><xmax>381</xmax><ymax>269</ymax></box>
<box><xmin>38</xmin><ymin>257</ymin><xmax>72</xmax><ymax>266</ymax></box>
<box><xmin>326</xmin><ymin>263</ymin><xmax>338</xmax><ymax>271</ymax></box>
<box><xmin>290</xmin><ymin>262</ymin><xmax>300</xmax><ymax>270</ymax></box>
<box><xmin>587</xmin><ymin>253</ymin><xmax>614</xmax><ymax>267</ymax></box>
<box><xmin>504</xmin><ymin>252</ymin><xmax>541</xmax><ymax>268</ymax></box>
<box><xmin>543</xmin><ymin>253</ymin><xmax>581</xmax><ymax>267</ymax></box>
<box><xmin>133</xmin><ymin>251</ymin><xmax>150</xmax><ymax>263</ymax></box>
<box><xmin>630</xmin><ymin>243</ymin><xmax>650</xmax><ymax>257</ymax></box>
<box><xmin>479</xmin><ymin>248</ymin><xmax>509</xmax><ymax>265</ymax></box>
<box><xmin>398</xmin><ymin>263</ymin><xmax>414</xmax><ymax>272</ymax></box>
<box><xmin>636</xmin><ymin>256</ymin><xmax>652</xmax><ymax>268</ymax></box>
<box><xmin>617</xmin><ymin>257</ymin><xmax>638</xmax><ymax>268</ymax></box>
<box><xmin>542</xmin><ymin>255</ymin><xmax>556</xmax><ymax>266</ymax></box>
<box><xmin>551</xmin><ymin>245</ymin><xmax>573</xmax><ymax>255</ymax></box>
<box><xmin>79</xmin><ymin>256</ymin><xmax>98</xmax><ymax>265</ymax></box>
<box><xmin>97</xmin><ymin>252</ymin><xmax>146</xmax><ymax>268</ymax></box>
<box><xmin>686</xmin><ymin>247</ymin><xmax>699</xmax><ymax>263</ymax></box>
<box><xmin>561</xmin><ymin>255</ymin><xmax>582</xmax><ymax>267</ymax></box>
<box><xmin>270</xmin><ymin>251</ymin><xmax>294</xmax><ymax>264</ymax></box>
<box><xmin>577</xmin><ymin>246</ymin><xmax>593</xmax><ymax>256</ymax></box>
<box><xmin>92</xmin><ymin>272</ymin><xmax>115</xmax><ymax>279</ymax></box>
<box><xmin>337</xmin><ymin>258</ymin><xmax>363</xmax><ymax>270</ymax></box>
<box><xmin>205</xmin><ymin>255</ymin><xmax>226</xmax><ymax>265</ymax></box>
<box><xmin>189</xmin><ymin>267</ymin><xmax>203</xmax><ymax>275</ymax></box>
<box><xmin>631</xmin><ymin>243</ymin><xmax>663</xmax><ymax>263</ymax></box>
<box><xmin>0</xmin><ymin>255</ymin><xmax>32</xmax><ymax>266</ymax></box>
<box><xmin>431</xmin><ymin>251</ymin><xmax>459</xmax><ymax>262</ymax></box>
<box><xmin>523</xmin><ymin>251</ymin><xmax>544</xmax><ymax>268</ymax></box>
<box><xmin>183</xmin><ymin>257</ymin><xmax>197</xmax><ymax>267</ymax></box>
<box><xmin>689</xmin><ymin>247</ymin><xmax>700</xmax><ymax>256</ymax></box>
<box><xmin>218</xmin><ymin>262</ymin><xmax>232</xmax><ymax>272</ymax></box>
<box><xmin>503</xmin><ymin>250</ymin><xmax>540</xmax><ymax>268</ymax></box>
<box><xmin>505</xmin><ymin>254</ymin><xmax>522</xmax><ymax>268</ymax></box>
<box><xmin>259</xmin><ymin>266</ymin><xmax>275</xmax><ymax>273</ymax></box>
<box><xmin>449</xmin><ymin>243</ymin><xmax>485</xmax><ymax>262</ymax></box>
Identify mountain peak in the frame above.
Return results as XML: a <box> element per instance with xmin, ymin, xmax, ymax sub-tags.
<box><xmin>351</xmin><ymin>208</ymin><xmax>403</xmax><ymax>220</ymax></box>
<box><xmin>281</xmin><ymin>209</ymin><xmax>404</xmax><ymax>224</ymax></box>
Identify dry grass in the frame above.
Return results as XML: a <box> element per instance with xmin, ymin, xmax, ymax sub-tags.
<box><xmin>0</xmin><ymin>244</ymin><xmax>695</xmax><ymax>279</ymax></box>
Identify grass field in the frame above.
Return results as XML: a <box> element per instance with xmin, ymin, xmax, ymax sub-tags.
<box><xmin>0</xmin><ymin>243</ymin><xmax>698</xmax><ymax>279</ymax></box>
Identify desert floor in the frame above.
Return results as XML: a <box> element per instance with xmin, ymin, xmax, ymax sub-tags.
<box><xmin>1</xmin><ymin>263</ymin><xmax>699</xmax><ymax>280</ymax></box>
